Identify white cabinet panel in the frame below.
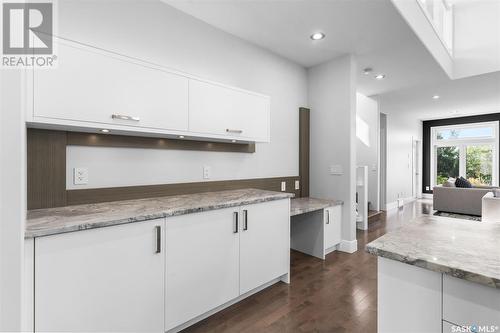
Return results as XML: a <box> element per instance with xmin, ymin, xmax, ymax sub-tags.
<box><xmin>378</xmin><ymin>257</ymin><xmax>442</xmax><ymax>333</ymax></box>
<box><xmin>165</xmin><ymin>208</ymin><xmax>240</xmax><ymax>331</ymax></box>
<box><xmin>188</xmin><ymin>79</ymin><xmax>270</xmax><ymax>142</ymax></box>
<box><xmin>443</xmin><ymin>274</ymin><xmax>500</xmax><ymax>328</ymax></box>
<box><xmin>324</xmin><ymin>206</ymin><xmax>341</xmax><ymax>251</ymax></box>
<box><xmin>32</xmin><ymin>41</ymin><xmax>188</xmax><ymax>131</ymax></box>
<box><xmin>35</xmin><ymin>219</ymin><xmax>165</xmax><ymax>333</ymax></box>
<box><xmin>239</xmin><ymin>199</ymin><xmax>289</xmax><ymax>294</ymax></box>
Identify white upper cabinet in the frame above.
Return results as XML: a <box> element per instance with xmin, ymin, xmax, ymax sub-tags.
<box><xmin>30</xmin><ymin>40</ymin><xmax>189</xmax><ymax>132</ymax></box>
<box><xmin>26</xmin><ymin>38</ymin><xmax>271</xmax><ymax>143</ymax></box>
<box><xmin>188</xmin><ymin>79</ymin><xmax>270</xmax><ymax>142</ymax></box>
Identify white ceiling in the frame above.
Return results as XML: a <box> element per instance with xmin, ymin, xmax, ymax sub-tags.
<box><xmin>164</xmin><ymin>0</ymin><xmax>499</xmax><ymax>118</ymax></box>
<box><xmin>378</xmin><ymin>71</ymin><xmax>500</xmax><ymax>120</ymax></box>
<box><xmin>164</xmin><ymin>0</ymin><xmax>448</xmax><ymax>96</ymax></box>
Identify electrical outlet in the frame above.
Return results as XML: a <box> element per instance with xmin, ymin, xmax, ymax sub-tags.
<box><xmin>203</xmin><ymin>165</ymin><xmax>211</xmax><ymax>179</ymax></box>
<box><xmin>73</xmin><ymin>167</ymin><xmax>88</xmax><ymax>185</ymax></box>
<box><xmin>295</xmin><ymin>180</ymin><xmax>300</xmax><ymax>190</ymax></box>
<box><xmin>426</xmin><ymin>186</ymin><xmax>430</xmax><ymax>191</ymax></box>
<box><xmin>281</xmin><ymin>181</ymin><xmax>286</xmax><ymax>192</ymax></box>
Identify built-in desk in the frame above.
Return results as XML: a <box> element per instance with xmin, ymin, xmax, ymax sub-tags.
<box><xmin>290</xmin><ymin>197</ymin><xmax>343</xmax><ymax>259</ymax></box>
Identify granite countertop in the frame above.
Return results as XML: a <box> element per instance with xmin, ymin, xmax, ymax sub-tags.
<box><xmin>26</xmin><ymin>189</ymin><xmax>294</xmax><ymax>238</ymax></box>
<box><xmin>366</xmin><ymin>215</ymin><xmax>500</xmax><ymax>289</ymax></box>
<box><xmin>290</xmin><ymin>197</ymin><xmax>343</xmax><ymax>216</ymax></box>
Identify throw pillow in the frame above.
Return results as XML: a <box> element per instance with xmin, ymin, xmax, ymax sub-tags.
<box><xmin>443</xmin><ymin>177</ymin><xmax>456</xmax><ymax>187</ymax></box>
<box><xmin>455</xmin><ymin>176</ymin><xmax>472</xmax><ymax>188</ymax></box>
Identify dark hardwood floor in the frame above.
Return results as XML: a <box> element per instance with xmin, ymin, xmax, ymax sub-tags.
<box><xmin>183</xmin><ymin>199</ymin><xmax>434</xmax><ymax>333</ymax></box>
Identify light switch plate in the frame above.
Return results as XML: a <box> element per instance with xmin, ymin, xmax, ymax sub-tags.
<box><xmin>281</xmin><ymin>181</ymin><xmax>286</xmax><ymax>191</ymax></box>
<box><xmin>203</xmin><ymin>165</ymin><xmax>211</xmax><ymax>179</ymax></box>
<box><xmin>73</xmin><ymin>167</ymin><xmax>88</xmax><ymax>185</ymax></box>
<box><xmin>295</xmin><ymin>180</ymin><xmax>300</xmax><ymax>190</ymax></box>
<box><xmin>329</xmin><ymin>165</ymin><xmax>343</xmax><ymax>175</ymax></box>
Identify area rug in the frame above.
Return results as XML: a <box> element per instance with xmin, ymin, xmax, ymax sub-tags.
<box><xmin>433</xmin><ymin>211</ymin><xmax>481</xmax><ymax>221</ymax></box>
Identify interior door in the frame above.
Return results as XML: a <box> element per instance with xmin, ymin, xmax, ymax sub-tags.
<box><xmin>35</xmin><ymin>219</ymin><xmax>165</xmax><ymax>333</ymax></box>
<box><xmin>165</xmin><ymin>207</ymin><xmax>240</xmax><ymax>331</ymax></box>
<box><xmin>239</xmin><ymin>199</ymin><xmax>289</xmax><ymax>295</ymax></box>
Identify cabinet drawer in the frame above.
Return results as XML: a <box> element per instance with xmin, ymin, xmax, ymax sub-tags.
<box><xmin>31</xmin><ymin>40</ymin><xmax>189</xmax><ymax>132</ymax></box>
<box><xmin>443</xmin><ymin>274</ymin><xmax>500</xmax><ymax>328</ymax></box>
<box><xmin>188</xmin><ymin>79</ymin><xmax>270</xmax><ymax>142</ymax></box>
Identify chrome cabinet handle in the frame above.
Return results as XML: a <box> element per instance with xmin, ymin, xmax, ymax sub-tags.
<box><xmin>233</xmin><ymin>212</ymin><xmax>239</xmax><ymax>233</ymax></box>
<box><xmin>112</xmin><ymin>114</ymin><xmax>140</xmax><ymax>122</ymax></box>
<box><xmin>226</xmin><ymin>129</ymin><xmax>243</xmax><ymax>134</ymax></box>
<box><xmin>243</xmin><ymin>210</ymin><xmax>248</xmax><ymax>231</ymax></box>
<box><xmin>155</xmin><ymin>225</ymin><xmax>162</xmax><ymax>253</ymax></box>
<box><xmin>326</xmin><ymin>211</ymin><xmax>330</xmax><ymax>224</ymax></box>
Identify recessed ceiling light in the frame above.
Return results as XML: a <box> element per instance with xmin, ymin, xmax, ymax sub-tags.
<box><xmin>100</xmin><ymin>129</ymin><xmax>109</xmax><ymax>133</ymax></box>
<box><xmin>231</xmin><ymin>139</ymin><xmax>237</xmax><ymax>143</ymax></box>
<box><xmin>432</xmin><ymin>95</ymin><xmax>440</xmax><ymax>99</ymax></box>
<box><xmin>375</xmin><ymin>74</ymin><xmax>386</xmax><ymax>80</ymax></box>
<box><xmin>310</xmin><ymin>32</ymin><xmax>325</xmax><ymax>40</ymax></box>
<box><xmin>179</xmin><ymin>135</ymin><xmax>185</xmax><ymax>139</ymax></box>
<box><xmin>363</xmin><ymin>68</ymin><xmax>373</xmax><ymax>75</ymax></box>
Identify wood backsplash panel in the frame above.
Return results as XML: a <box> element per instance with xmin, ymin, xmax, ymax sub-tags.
<box><xmin>67</xmin><ymin>177</ymin><xmax>300</xmax><ymax>206</ymax></box>
<box><xmin>27</xmin><ymin>129</ymin><xmax>67</xmax><ymax>209</ymax></box>
<box><xmin>28</xmin><ymin>129</ymin><xmax>299</xmax><ymax>208</ymax></box>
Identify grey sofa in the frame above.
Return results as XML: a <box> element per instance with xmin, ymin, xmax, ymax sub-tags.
<box><xmin>433</xmin><ymin>186</ymin><xmax>496</xmax><ymax>216</ymax></box>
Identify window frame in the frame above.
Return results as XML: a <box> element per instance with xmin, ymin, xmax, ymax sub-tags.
<box><xmin>430</xmin><ymin>121</ymin><xmax>499</xmax><ymax>188</ymax></box>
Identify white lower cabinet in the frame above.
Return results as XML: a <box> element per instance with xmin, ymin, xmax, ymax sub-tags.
<box><xmin>34</xmin><ymin>219</ymin><xmax>166</xmax><ymax>333</ymax></box>
<box><xmin>442</xmin><ymin>275</ymin><xmax>500</xmax><ymax>328</ymax></box>
<box><xmin>165</xmin><ymin>207</ymin><xmax>240</xmax><ymax>331</ymax></box>
<box><xmin>378</xmin><ymin>257</ymin><xmax>500</xmax><ymax>333</ymax></box>
<box><xmin>165</xmin><ymin>199</ymin><xmax>290</xmax><ymax>331</ymax></box>
<box><xmin>239</xmin><ymin>199</ymin><xmax>289</xmax><ymax>294</ymax></box>
<box><xmin>324</xmin><ymin>206</ymin><xmax>341</xmax><ymax>252</ymax></box>
<box><xmin>31</xmin><ymin>199</ymin><xmax>289</xmax><ymax>333</ymax></box>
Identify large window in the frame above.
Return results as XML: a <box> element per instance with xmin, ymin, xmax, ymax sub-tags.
<box><xmin>431</xmin><ymin>121</ymin><xmax>499</xmax><ymax>187</ymax></box>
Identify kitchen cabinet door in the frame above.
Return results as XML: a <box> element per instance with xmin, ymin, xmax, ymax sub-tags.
<box><xmin>443</xmin><ymin>274</ymin><xmax>500</xmax><ymax>328</ymax></box>
<box><xmin>35</xmin><ymin>219</ymin><xmax>165</xmax><ymax>333</ymax></box>
<box><xmin>239</xmin><ymin>199</ymin><xmax>289</xmax><ymax>294</ymax></box>
<box><xmin>31</xmin><ymin>39</ymin><xmax>188</xmax><ymax>132</ymax></box>
<box><xmin>188</xmin><ymin>79</ymin><xmax>270</xmax><ymax>142</ymax></box>
<box><xmin>324</xmin><ymin>206</ymin><xmax>342</xmax><ymax>251</ymax></box>
<box><xmin>165</xmin><ymin>207</ymin><xmax>240</xmax><ymax>331</ymax></box>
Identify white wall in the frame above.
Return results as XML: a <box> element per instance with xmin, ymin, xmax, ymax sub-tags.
<box><xmin>308</xmin><ymin>55</ymin><xmax>357</xmax><ymax>252</ymax></box>
<box><xmin>0</xmin><ymin>71</ymin><xmax>26</xmax><ymax>330</ymax></box>
<box><xmin>356</xmin><ymin>93</ymin><xmax>379</xmax><ymax>211</ymax></box>
<box><xmin>58</xmin><ymin>1</ymin><xmax>307</xmax><ymax>189</ymax></box>
<box><xmin>453</xmin><ymin>0</ymin><xmax>500</xmax><ymax>79</ymax></box>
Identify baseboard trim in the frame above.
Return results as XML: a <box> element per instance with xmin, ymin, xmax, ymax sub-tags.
<box><xmin>422</xmin><ymin>193</ymin><xmax>433</xmax><ymax>199</ymax></box>
<box><xmin>385</xmin><ymin>197</ymin><xmax>416</xmax><ymax>211</ymax></box>
<box><xmin>167</xmin><ymin>276</ymin><xmax>285</xmax><ymax>332</ymax></box>
<box><xmin>339</xmin><ymin>239</ymin><xmax>358</xmax><ymax>253</ymax></box>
